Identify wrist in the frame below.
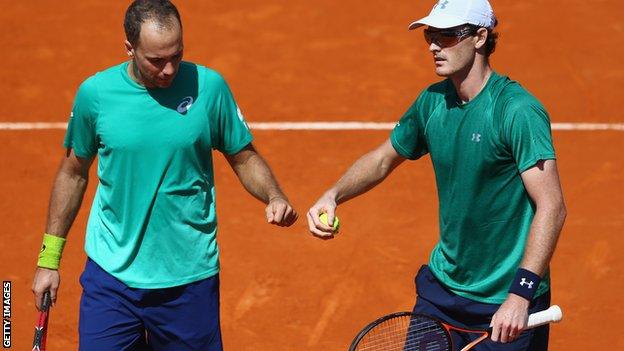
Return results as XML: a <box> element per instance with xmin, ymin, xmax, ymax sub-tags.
<box><xmin>268</xmin><ymin>193</ymin><xmax>287</xmax><ymax>203</ymax></box>
<box><xmin>507</xmin><ymin>292</ymin><xmax>531</xmax><ymax>306</ymax></box>
<box><xmin>508</xmin><ymin>268</ymin><xmax>541</xmax><ymax>302</ymax></box>
<box><xmin>37</xmin><ymin>233</ymin><xmax>67</xmax><ymax>270</ymax></box>
<box><xmin>324</xmin><ymin>189</ymin><xmax>339</xmax><ymax>204</ymax></box>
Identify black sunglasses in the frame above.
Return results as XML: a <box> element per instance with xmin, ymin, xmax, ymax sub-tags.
<box><xmin>424</xmin><ymin>26</ymin><xmax>479</xmax><ymax>47</ymax></box>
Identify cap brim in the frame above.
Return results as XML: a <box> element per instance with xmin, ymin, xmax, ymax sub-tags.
<box><xmin>408</xmin><ymin>14</ymin><xmax>468</xmax><ymax>30</ymax></box>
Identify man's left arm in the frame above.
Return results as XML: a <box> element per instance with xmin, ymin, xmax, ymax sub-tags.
<box><xmin>490</xmin><ymin>159</ymin><xmax>566</xmax><ymax>343</ymax></box>
<box><xmin>224</xmin><ymin>143</ymin><xmax>298</xmax><ymax>227</ymax></box>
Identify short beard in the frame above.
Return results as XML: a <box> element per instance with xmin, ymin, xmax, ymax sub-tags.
<box><xmin>130</xmin><ymin>59</ymin><xmax>159</xmax><ymax>88</ymax></box>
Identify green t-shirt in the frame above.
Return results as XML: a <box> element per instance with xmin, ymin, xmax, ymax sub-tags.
<box><xmin>391</xmin><ymin>72</ymin><xmax>555</xmax><ymax>303</ymax></box>
<box><xmin>64</xmin><ymin>61</ymin><xmax>253</xmax><ymax>288</ymax></box>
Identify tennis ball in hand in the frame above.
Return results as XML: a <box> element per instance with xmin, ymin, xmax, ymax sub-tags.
<box><xmin>319</xmin><ymin>213</ymin><xmax>340</xmax><ymax>233</ymax></box>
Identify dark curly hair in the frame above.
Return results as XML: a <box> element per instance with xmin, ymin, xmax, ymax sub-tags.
<box><xmin>124</xmin><ymin>0</ymin><xmax>182</xmax><ymax>46</ymax></box>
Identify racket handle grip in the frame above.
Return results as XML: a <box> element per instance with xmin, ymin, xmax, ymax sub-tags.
<box><xmin>42</xmin><ymin>291</ymin><xmax>52</xmax><ymax>310</ymax></box>
<box><xmin>527</xmin><ymin>305</ymin><xmax>562</xmax><ymax>328</ymax></box>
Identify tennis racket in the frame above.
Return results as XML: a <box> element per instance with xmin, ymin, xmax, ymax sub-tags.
<box><xmin>32</xmin><ymin>291</ymin><xmax>52</xmax><ymax>351</ymax></box>
<box><xmin>349</xmin><ymin>305</ymin><xmax>562</xmax><ymax>351</ymax></box>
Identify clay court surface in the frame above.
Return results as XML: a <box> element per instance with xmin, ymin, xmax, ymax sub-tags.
<box><xmin>1</xmin><ymin>0</ymin><xmax>623</xmax><ymax>350</ymax></box>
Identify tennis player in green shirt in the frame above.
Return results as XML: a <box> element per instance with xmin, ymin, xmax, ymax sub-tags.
<box><xmin>32</xmin><ymin>1</ymin><xmax>297</xmax><ymax>349</ymax></box>
<box><xmin>308</xmin><ymin>1</ymin><xmax>565</xmax><ymax>350</ymax></box>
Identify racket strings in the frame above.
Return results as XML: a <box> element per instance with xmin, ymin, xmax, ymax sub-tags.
<box><xmin>358</xmin><ymin>331</ymin><xmax>448</xmax><ymax>351</ymax></box>
<box><xmin>355</xmin><ymin>315</ymin><xmax>451</xmax><ymax>351</ymax></box>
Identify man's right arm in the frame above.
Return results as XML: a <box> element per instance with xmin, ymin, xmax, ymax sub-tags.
<box><xmin>307</xmin><ymin>138</ymin><xmax>406</xmax><ymax>238</ymax></box>
<box><xmin>32</xmin><ymin>149</ymin><xmax>93</xmax><ymax>310</ymax></box>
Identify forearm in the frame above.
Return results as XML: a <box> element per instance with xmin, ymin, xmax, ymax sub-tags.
<box><xmin>307</xmin><ymin>139</ymin><xmax>404</xmax><ymax>237</ymax></box>
<box><xmin>231</xmin><ymin>152</ymin><xmax>286</xmax><ymax>204</ymax></box>
<box><xmin>327</xmin><ymin>148</ymin><xmax>400</xmax><ymax>205</ymax></box>
<box><xmin>45</xmin><ymin>169</ymin><xmax>89</xmax><ymax>238</ymax></box>
<box><xmin>490</xmin><ymin>202</ymin><xmax>565</xmax><ymax>342</ymax></box>
<box><xmin>520</xmin><ymin>202</ymin><xmax>566</xmax><ymax>276</ymax></box>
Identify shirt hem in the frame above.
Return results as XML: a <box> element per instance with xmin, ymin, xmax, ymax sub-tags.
<box><xmin>390</xmin><ymin>133</ymin><xmax>421</xmax><ymax>160</ymax></box>
<box><xmin>114</xmin><ymin>267</ymin><xmax>220</xmax><ymax>289</ymax></box>
<box><xmin>221</xmin><ymin>134</ymin><xmax>253</xmax><ymax>155</ymax></box>
<box><xmin>518</xmin><ymin>153</ymin><xmax>556</xmax><ymax>173</ymax></box>
<box><xmin>450</xmin><ymin>286</ymin><xmax>550</xmax><ymax>304</ymax></box>
<box><xmin>63</xmin><ymin>143</ymin><xmax>95</xmax><ymax>159</ymax></box>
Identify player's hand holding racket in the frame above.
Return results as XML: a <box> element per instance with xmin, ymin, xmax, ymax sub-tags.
<box><xmin>489</xmin><ymin>293</ymin><xmax>531</xmax><ymax>343</ymax></box>
<box><xmin>32</xmin><ymin>291</ymin><xmax>52</xmax><ymax>351</ymax></box>
<box><xmin>349</xmin><ymin>305</ymin><xmax>562</xmax><ymax>351</ymax></box>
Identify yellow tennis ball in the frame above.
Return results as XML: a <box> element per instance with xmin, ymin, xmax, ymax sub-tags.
<box><xmin>319</xmin><ymin>213</ymin><xmax>340</xmax><ymax>233</ymax></box>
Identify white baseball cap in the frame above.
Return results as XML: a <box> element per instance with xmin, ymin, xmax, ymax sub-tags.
<box><xmin>408</xmin><ymin>0</ymin><xmax>497</xmax><ymax>30</ymax></box>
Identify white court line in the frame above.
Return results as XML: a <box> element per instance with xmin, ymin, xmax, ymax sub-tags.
<box><xmin>552</xmin><ymin>123</ymin><xmax>624</xmax><ymax>131</ymax></box>
<box><xmin>249</xmin><ymin>122</ymin><xmax>397</xmax><ymax>130</ymax></box>
<box><xmin>0</xmin><ymin>121</ymin><xmax>623</xmax><ymax>131</ymax></box>
<box><xmin>0</xmin><ymin>122</ymin><xmax>68</xmax><ymax>130</ymax></box>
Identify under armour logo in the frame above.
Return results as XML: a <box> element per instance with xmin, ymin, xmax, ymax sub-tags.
<box><xmin>437</xmin><ymin>0</ymin><xmax>450</xmax><ymax>9</ymax></box>
<box><xmin>520</xmin><ymin>278</ymin><xmax>534</xmax><ymax>289</ymax></box>
<box><xmin>471</xmin><ymin>133</ymin><xmax>481</xmax><ymax>142</ymax></box>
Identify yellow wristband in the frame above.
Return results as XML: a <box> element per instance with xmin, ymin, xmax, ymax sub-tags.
<box><xmin>37</xmin><ymin>233</ymin><xmax>67</xmax><ymax>270</ymax></box>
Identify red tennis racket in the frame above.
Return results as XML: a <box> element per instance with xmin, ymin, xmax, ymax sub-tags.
<box><xmin>349</xmin><ymin>305</ymin><xmax>562</xmax><ymax>351</ymax></box>
<box><xmin>32</xmin><ymin>291</ymin><xmax>52</xmax><ymax>351</ymax></box>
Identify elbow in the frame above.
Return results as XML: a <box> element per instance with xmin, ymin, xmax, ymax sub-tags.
<box><xmin>536</xmin><ymin>199</ymin><xmax>567</xmax><ymax>227</ymax></box>
<box><xmin>67</xmin><ymin>169</ymin><xmax>89</xmax><ymax>185</ymax></box>
<box><xmin>547</xmin><ymin>200</ymin><xmax>567</xmax><ymax>228</ymax></box>
<box><xmin>377</xmin><ymin>155</ymin><xmax>401</xmax><ymax>180</ymax></box>
<box><xmin>557</xmin><ymin>202</ymin><xmax>567</xmax><ymax>226</ymax></box>
<box><xmin>60</xmin><ymin>169</ymin><xmax>89</xmax><ymax>189</ymax></box>
<box><xmin>77</xmin><ymin>174</ymin><xmax>89</xmax><ymax>189</ymax></box>
<box><xmin>378</xmin><ymin>161</ymin><xmax>392</xmax><ymax>179</ymax></box>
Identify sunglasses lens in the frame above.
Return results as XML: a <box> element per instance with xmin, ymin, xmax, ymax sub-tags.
<box><xmin>438</xmin><ymin>36</ymin><xmax>459</xmax><ymax>47</ymax></box>
<box><xmin>424</xmin><ymin>30</ymin><xmax>432</xmax><ymax>45</ymax></box>
<box><xmin>423</xmin><ymin>29</ymin><xmax>465</xmax><ymax>47</ymax></box>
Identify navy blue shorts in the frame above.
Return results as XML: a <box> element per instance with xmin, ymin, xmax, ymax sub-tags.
<box><xmin>412</xmin><ymin>265</ymin><xmax>550</xmax><ymax>351</ymax></box>
<box><xmin>79</xmin><ymin>258</ymin><xmax>222</xmax><ymax>351</ymax></box>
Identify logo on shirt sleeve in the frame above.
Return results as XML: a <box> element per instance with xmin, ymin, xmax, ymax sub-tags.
<box><xmin>236</xmin><ymin>105</ymin><xmax>250</xmax><ymax>130</ymax></box>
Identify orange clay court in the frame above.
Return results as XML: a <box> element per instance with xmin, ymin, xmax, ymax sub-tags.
<box><xmin>1</xmin><ymin>1</ymin><xmax>623</xmax><ymax>350</ymax></box>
